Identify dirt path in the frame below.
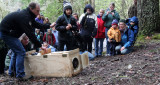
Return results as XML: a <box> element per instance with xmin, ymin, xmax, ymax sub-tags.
<box><xmin>1</xmin><ymin>40</ymin><xmax>160</xmax><ymax>85</ymax></box>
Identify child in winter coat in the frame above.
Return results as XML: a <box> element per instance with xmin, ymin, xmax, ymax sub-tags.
<box><xmin>107</xmin><ymin>19</ymin><xmax>121</xmax><ymax>56</ymax></box>
<box><xmin>129</xmin><ymin>16</ymin><xmax>138</xmax><ymax>38</ymax></box>
<box><xmin>94</xmin><ymin>9</ymin><xmax>105</xmax><ymax>57</ymax></box>
<box><xmin>55</xmin><ymin>1</ymin><xmax>78</xmax><ymax>51</ymax></box>
<box><xmin>79</xmin><ymin>4</ymin><xmax>97</xmax><ymax>53</ymax></box>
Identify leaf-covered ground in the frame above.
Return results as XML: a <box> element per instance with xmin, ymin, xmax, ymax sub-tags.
<box><xmin>0</xmin><ymin>40</ymin><xmax>160</xmax><ymax>85</ymax></box>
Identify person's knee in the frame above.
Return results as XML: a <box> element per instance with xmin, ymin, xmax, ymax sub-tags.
<box><xmin>121</xmin><ymin>49</ymin><xmax>128</xmax><ymax>55</ymax></box>
<box><xmin>115</xmin><ymin>45</ymin><xmax>121</xmax><ymax>51</ymax></box>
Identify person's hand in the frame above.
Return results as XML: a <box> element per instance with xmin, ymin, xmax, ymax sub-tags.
<box><xmin>120</xmin><ymin>46</ymin><xmax>125</xmax><ymax>51</ymax></box>
<box><xmin>50</xmin><ymin>22</ymin><xmax>56</xmax><ymax>28</ymax></box>
<box><xmin>111</xmin><ymin>12</ymin><xmax>115</xmax><ymax>16</ymax></box>
<box><xmin>108</xmin><ymin>39</ymin><xmax>112</xmax><ymax>42</ymax></box>
<box><xmin>66</xmin><ymin>26</ymin><xmax>70</xmax><ymax>30</ymax></box>
<box><xmin>107</xmin><ymin>11</ymin><xmax>110</xmax><ymax>15</ymax></box>
<box><xmin>40</xmin><ymin>47</ymin><xmax>47</xmax><ymax>53</ymax></box>
<box><xmin>68</xmin><ymin>24</ymin><xmax>72</xmax><ymax>28</ymax></box>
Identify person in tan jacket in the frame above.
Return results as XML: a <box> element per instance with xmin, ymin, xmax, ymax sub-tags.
<box><xmin>107</xmin><ymin>19</ymin><xmax>121</xmax><ymax>56</ymax></box>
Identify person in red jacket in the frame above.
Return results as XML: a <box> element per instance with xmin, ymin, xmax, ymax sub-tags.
<box><xmin>94</xmin><ymin>9</ymin><xmax>105</xmax><ymax>57</ymax></box>
<box><xmin>43</xmin><ymin>29</ymin><xmax>56</xmax><ymax>46</ymax></box>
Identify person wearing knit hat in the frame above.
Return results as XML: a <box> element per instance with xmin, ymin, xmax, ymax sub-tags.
<box><xmin>55</xmin><ymin>1</ymin><xmax>78</xmax><ymax>51</ymax></box>
<box><xmin>63</xmin><ymin>1</ymin><xmax>72</xmax><ymax>12</ymax></box>
<box><xmin>115</xmin><ymin>19</ymin><xmax>135</xmax><ymax>55</ymax></box>
<box><xmin>107</xmin><ymin>19</ymin><xmax>121</xmax><ymax>56</ymax></box>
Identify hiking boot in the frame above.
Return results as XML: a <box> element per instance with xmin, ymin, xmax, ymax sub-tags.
<box><xmin>17</xmin><ymin>75</ymin><xmax>33</xmax><ymax>81</ymax></box>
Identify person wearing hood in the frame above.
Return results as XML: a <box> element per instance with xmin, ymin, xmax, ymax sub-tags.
<box><xmin>129</xmin><ymin>16</ymin><xmax>138</xmax><ymax>37</ymax></box>
<box><xmin>55</xmin><ymin>1</ymin><xmax>78</xmax><ymax>51</ymax></box>
<box><xmin>79</xmin><ymin>4</ymin><xmax>98</xmax><ymax>53</ymax></box>
<box><xmin>0</xmin><ymin>2</ymin><xmax>55</xmax><ymax>80</ymax></box>
<box><xmin>102</xmin><ymin>2</ymin><xmax>120</xmax><ymax>56</ymax></box>
<box><xmin>115</xmin><ymin>19</ymin><xmax>135</xmax><ymax>54</ymax></box>
<box><xmin>94</xmin><ymin>9</ymin><xmax>105</xmax><ymax>57</ymax></box>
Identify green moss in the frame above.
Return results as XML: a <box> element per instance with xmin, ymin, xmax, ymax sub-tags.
<box><xmin>152</xmin><ymin>33</ymin><xmax>160</xmax><ymax>39</ymax></box>
<box><xmin>136</xmin><ymin>35</ymin><xmax>146</xmax><ymax>42</ymax></box>
<box><xmin>149</xmin><ymin>49</ymin><xmax>157</xmax><ymax>53</ymax></box>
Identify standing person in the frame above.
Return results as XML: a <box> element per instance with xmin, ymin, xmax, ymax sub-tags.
<box><xmin>35</xmin><ymin>29</ymin><xmax>43</xmax><ymax>44</ymax></box>
<box><xmin>55</xmin><ymin>1</ymin><xmax>78</xmax><ymax>51</ymax></box>
<box><xmin>43</xmin><ymin>29</ymin><xmax>56</xmax><ymax>46</ymax></box>
<box><xmin>52</xmin><ymin>26</ymin><xmax>59</xmax><ymax>50</ymax></box>
<box><xmin>102</xmin><ymin>2</ymin><xmax>120</xmax><ymax>56</ymax></box>
<box><xmin>79</xmin><ymin>4</ymin><xmax>97</xmax><ymax>53</ymax></box>
<box><xmin>44</xmin><ymin>17</ymin><xmax>51</xmax><ymax>32</ymax></box>
<box><xmin>0</xmin><ymin>39</ymin><xmax>8</xmax><ymax>75</ymax></box>
<box><xmin>94</xmin><ymin>9</ymin><xmax>105</xmax><ymax>57</ymax></box>
<box><xmin>0</xmin><ymin>2</ymin><xmax>55</xmax><ymax>80</ymax></box>
<box><xmin>73</xmin><ymin>13</ymin><xmax>81</xmax><ymax>31</ymax></box>
<box><xmin>115</xmin><ymin>19</ymin><xmax>134</xmax><ymax>54</ymax></box>
<box><xmin>128</xmin><ymin>0</ymin><xmax>137</xmax><ymax>18</ymax></box>
<box><xmin>72</xmin><ymin>13</ymin><xmax>81</xmax><ymax>49</ymax></box>
<box><xmin>107</xmin><ymin>19</ymin><xmax>121</xmax><ymax>56</ymax></box>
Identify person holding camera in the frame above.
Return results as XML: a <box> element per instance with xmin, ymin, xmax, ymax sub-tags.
<box><xmin>79</xmin><ymin>4</ymin><xmax>97</xmax><ymax>53</ymax></box>
<box><xmin>102</xmin><ymin>2</ymin><xmax>120</xmax><ymax>56</ymax></box>
<box><xmin>107</xmin><ymin>19</ymin><xmax>121</xmax><ymax>56</ymax></box>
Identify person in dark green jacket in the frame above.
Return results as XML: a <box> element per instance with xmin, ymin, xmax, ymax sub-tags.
<box><xmin>102</xmin><ymin>2</ymin><xmax>120</xmax><ymax>56</ymax></box>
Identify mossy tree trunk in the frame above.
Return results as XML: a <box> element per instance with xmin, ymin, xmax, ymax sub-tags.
<box><xmin>137</xmin><ymin>0</ymin><xmax>160</xmax><ymax>35</ymax></box>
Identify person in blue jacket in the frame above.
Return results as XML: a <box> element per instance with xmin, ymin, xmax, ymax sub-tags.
<box><xmin>129</xmin><ymin>16</ymin><xmax>138</xmax><ymax>38</ymax></box>
<box><xmin>126</xmin><ymin>16</ymin><xmax>138</xmax><ymax>37</ymax></box>
<box><xmin>115</xmin><ymin>19</ymin><xmax>135</xmax><ymax>54</ymax></box>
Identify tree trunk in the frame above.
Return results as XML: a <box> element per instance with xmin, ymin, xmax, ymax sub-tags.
<box><xmin>91</xmin><ymin>0</ymin><xmax>95</xmax><ymax>12</ymax></box>
<box><xmin>137</xmin><ymin>0</ymin><xmax>160</xmax><ymax>35</ymax></box>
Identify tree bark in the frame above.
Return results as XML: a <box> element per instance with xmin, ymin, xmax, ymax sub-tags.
<box><xmin>91</xmin><ymin>0</ymin><xmax>95</xmax><ymax>12</ymax></box>
<box><xmin>137</xmin><ymin>0</ymin><xmax>160</xmax><ymax>35</ymax></box>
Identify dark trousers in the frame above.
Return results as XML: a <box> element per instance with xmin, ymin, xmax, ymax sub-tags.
<box><xmin>110</xmin><ymin>42</ymin><xmax>119</xmax><ymax>56</ymax></box>
<box><xmin>82</xmin><ymin>36</ymin><xmax>93</xmax><ymax>53</ymax></box>
<box><xmin>58</xmin><ymin>40</ymin><xmax>73</xmax><ymax>51</ymax></box>
<box><xmin>0</xmin><ymin>48</ymin><xmax>8</xmax><ymax>74</ymax></box>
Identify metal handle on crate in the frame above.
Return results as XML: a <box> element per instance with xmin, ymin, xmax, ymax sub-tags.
<box><xmin>43</xmin><ymin>55</ymin><xmax>48</xmax><ymax>58</ymax></box>
<box><xmin>62</xmin><ymin>54</ymin><xmax>67</xmax><ymax>57</ymax></box>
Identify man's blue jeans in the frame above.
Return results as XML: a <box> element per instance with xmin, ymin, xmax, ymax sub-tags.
<box><xmin>105</xmin><ymin>28</ymin><xmax>110</xmax><ymax>54</ymax></box>
<box><xmin>0</xmin><ymin>32</ymin><xmax>25</xmax><ymax>78</ymax></box>
<box><xmin>95</xmin><ymin>38</ymin><xmax>104</xmax><ymax>56</ymax></box>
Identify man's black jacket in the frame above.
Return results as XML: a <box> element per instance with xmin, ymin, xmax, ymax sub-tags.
<box><xmin>0</xmin><ymin>7</ymin><xmax>50</xmax><ymax>48</ymax></box>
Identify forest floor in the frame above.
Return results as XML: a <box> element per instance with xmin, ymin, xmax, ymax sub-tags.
<box><xmin>1</xmin><ymin>39</ymin><xmax>160</xmax><ymax>85</ymax></box>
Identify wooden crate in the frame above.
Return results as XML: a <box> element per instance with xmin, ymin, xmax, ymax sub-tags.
<box><xmin>24</xmin><ymin>48</ymin><xmax>89</xmax><ymax>77</ymax></box>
